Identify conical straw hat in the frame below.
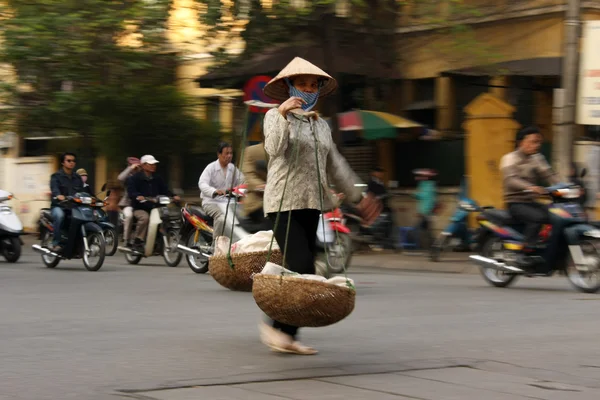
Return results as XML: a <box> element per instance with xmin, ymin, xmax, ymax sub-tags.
<box><xmin>263</xmin><ymin>57</ymin><xmax>337</xmax><ymax>102</ymax></box>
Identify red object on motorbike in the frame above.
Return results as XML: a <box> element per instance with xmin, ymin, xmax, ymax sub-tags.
<box><xmin>539</xmin><ymin>224</ymin><xmax>552</xmax><ymax>240</ymax></box>
<box><xmin>182</xmin><ymin>207</ymin><xmax>212</xmax><ymax>232</ymax></box>
<box><xmin>323</xmin><ymin>208</ymin><xmax>350</xmax><ymax>233</ymax></box>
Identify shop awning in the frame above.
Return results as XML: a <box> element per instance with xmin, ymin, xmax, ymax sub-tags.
<box><xmin>337</xmin><ymin>110</ymin><xmax>423</xmax><ymax>140</ymax></box>
<box><xmin>441</xmin><ymin>57</ymin><xmax>562</xmax><ymax>78</ymax></box>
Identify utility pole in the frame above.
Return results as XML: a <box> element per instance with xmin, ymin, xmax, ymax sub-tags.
<box><xmin>554</xmin><ymin>0</ymin><xmax>581</xmax><ymax>179</ymax></box>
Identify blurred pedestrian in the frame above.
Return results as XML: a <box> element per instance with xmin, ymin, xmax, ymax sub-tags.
<box><xmin>118</xmin><ymin>157</ymin><xmax>141</xmax><ymax>246</ymax></box>
<box><xmin>76</xmin><ymin>168</ymin><xmax>93</xmax><ymax>195</ymax></box>
<box><xmin>413</xmin><ymin>168</ymin><xmax>438</xmax><ymax>249</ymax></box>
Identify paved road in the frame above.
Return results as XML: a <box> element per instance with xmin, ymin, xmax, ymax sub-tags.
<box><xmin>1</xmin><ymin>244</ymin><xmax>600</xmax><ymax>399</ymax></box>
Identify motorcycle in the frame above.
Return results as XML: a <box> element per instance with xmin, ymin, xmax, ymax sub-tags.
<box><xmin>0</xmin><ymin>190</ymin><xmax>24</xmax><ymax>262</ymax></box>
<box><xmin>429</xmin><ymin>197</ymin><xmax>481</xmax><ymax>262</ymax></box>
<box><xmin>469</xmin><ymin>183</ymin><xmax>600</xmax><ymax>293</ymax></box>
<box><xmin>176</xmin><ymin>202</ymin><xmax>214</xmax><ymax>273</ymax></box>
<box><xmin>344</xmin><ymin>187</ymin><xmax>396</xmax><ymax>251</ymax></box>
<box><xmin>117</xmin><ymin>196</ymin><xmax>183</xmax><ymax>267</ymax></box>
<box><xmin>176</xmin><ymin>185</ymin><xmax>354</xmax><ymax>274</ymax></box>
<box><xmin>33</xmin><ymin>192</ymin><xmax>107</xmax><ymax>271</ymax></box>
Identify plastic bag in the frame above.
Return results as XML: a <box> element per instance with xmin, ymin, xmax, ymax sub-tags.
<box><xmin>259</xmin><ymin>262</ymin><xmax>354</xmax><ymax>288</ymax></box>
<box><xmin>231</xmin><ymin>230</ymin><xmax>280</xmax><ymax>254</ymax></box>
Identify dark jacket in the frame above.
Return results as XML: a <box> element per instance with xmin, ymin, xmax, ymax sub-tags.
<box><xmin>127</xmin><ymin>171</ymin><xmax>172</xmax><ymax>212</ymax></box>
<box><xmin>50</xmin><ymin>169</ymin><xmax>84</xmax><ymax>207</ymax></box>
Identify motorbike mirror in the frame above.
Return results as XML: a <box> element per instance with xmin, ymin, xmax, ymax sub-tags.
<box><xmin>106</xmin><ymin>190</ymin><xmax>111</xmax><ymax>197</ymax></box>
<box><xmin>101</xmin><ymin>183</ymin><xmax>107</xmax><ymax>192</ymax></box>
<box><xmin>581</xmin><ymin>168</ymin><xmax>587</xmax><ymax>178</ymax></box>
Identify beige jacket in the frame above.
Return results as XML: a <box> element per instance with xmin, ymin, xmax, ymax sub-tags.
<box><xmin>241</xmin><ymin>143</ymin><xmax>268</xmax><ymax>216</ymax></box>
<box><xmin>263</xmin><ymin>108</ymin><xmax>362</xmax><ymax>214</ymax></box>
<box><xmin>500</xmin><ymin>149</ymin><xmax>559</xmax><ymax>203</ymax></box>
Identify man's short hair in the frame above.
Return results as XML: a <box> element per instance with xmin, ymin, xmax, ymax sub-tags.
<box><xmin>516</xmin><ymin>126</ymin><xmax>541</xmax><ymax>145</ymax></box>
<box><xmin>60</xmin><ymin>152</ymin><xmax>76</xmax><ymax>164</ymax></box>
<box><xmin>373</xmin><ymin>167</ymin><xmax>384</xmax><ymax>173</ymax></box>
<box><xmin>217</xmin><ymin>142</ymin><xmax>232</xmax><ymax>154</ymax></box>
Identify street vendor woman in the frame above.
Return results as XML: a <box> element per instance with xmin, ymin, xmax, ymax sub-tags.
<box><xmin>259</xmin><ymin>57</ymin><xmax>362</xmax><ymax>355</ymax></box>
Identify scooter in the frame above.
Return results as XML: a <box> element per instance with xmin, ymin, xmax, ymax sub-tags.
<box><xmin>469</xmin><ymin>183</ymin><xmax>600</xmax><ymax>293</ymax></box>
<box><xmin>33</xmin><ymin>192</ymin><xmax>106</xmax><ymax>271</ymax></box>
<box><xmin>117</xmin><ymin>196</ymin><xmax>182</xmax><ymax>267</ymax></box>
<box><xmin>429</xmin><ymin>197</ymin><xmax>481</xmax><ymax>262</ymax></box>
<box><xmin>176</xmin><ymin>202</ymin><xmax>214</xmax><ymax>273</ymax></box>
<box><xmin>176</xmin><ymin>185</ymin><xmax>354</xmax><ymax>274</ymax></box>
<box><xmin>344</xmin><ymin>188</ymin><xmax>396</xmax><ymax>251</ymax></box>
<box><xmin>0</xmin><ymin>190</ymin><xmax>24</xmax><ymax>262</ymax></box>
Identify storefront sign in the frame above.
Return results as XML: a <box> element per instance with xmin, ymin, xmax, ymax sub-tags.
<box><xmin>577</xmin><ymin>20</ymin><xmax>600</xmax><ymax>125</ymax></box>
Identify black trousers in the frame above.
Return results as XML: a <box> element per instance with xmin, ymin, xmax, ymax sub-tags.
<box><xmin>267</xmin><ymin>209</ymin><xmax>320</xmax><ymax>339</ymax></box>
<box><xmin>508</xmin><ymin>202</ymin><xmax>550</xmax><ymax>247</ymax></box>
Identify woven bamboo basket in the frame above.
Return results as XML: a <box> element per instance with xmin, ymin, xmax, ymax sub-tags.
<box><xmin>252</xmin><ymin>274</ymin><xmax>356</xmax><ymax>327</ymax></box>
<box><xmin>208</xmin><ymin>250</ymin><xmax>283</xmax><ymax>292</ymax></box>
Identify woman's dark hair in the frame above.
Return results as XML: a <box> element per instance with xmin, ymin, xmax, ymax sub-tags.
<box><xmin>515</xmin><ymin>126</ymin><xmax>541</xmax><ymax>148</ymax></box>
<box><xmin>60</xmin><ymin>152</ymin><xmax>76</xmax><ymax>164</ymax></box>
<box><xmin>217</xmin><ymin>142</ymin><xmax>232</xmax><ymax>154</ymax></box>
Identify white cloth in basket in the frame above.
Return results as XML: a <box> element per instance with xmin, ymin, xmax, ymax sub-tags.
<box><xmin>214</xmin><ymin>231</ymin><xmax>280</xmax><ymax>257</ymax></box>
<box><xmin>260</xmin><ymin>262</ymin><xmax>354</xmax><ymax>288</ymax></box>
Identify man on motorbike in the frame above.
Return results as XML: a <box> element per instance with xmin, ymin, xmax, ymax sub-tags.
<box><xmin>49</xmin><ymin>152</ymin><xmax>84</xmax><ymax>252</ymax></box>
<box><xmin>500</xmin><ymin>126</ymin><xmax>560</xmax><ymax>267</ymax></box>
<box><xmin>127</xmin><ymin>155</ymin><xmax>179</xmax><ymax>252</ymax></box>
<box><xmin>198</xmin><ymin>142</ymin><xmax>245</xmax><ymax>239</ymax></box>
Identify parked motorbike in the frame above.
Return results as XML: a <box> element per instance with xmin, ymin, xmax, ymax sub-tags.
<box><xmin>117</xmin><ymin>196</ymin><xmax>182</xmax><ymax>267</ymax></box>
<box><xmin>34</xmin><ymin>192</ymin><xmax>106</xmax><ymax>271</ymax></box>
<box><xmin>469</xmin><ymin>183</ymin><xmax>600</xmax><ymax>293</ymax></box>
<box><xmin>430</xmin><ymin>197</ymin><xmax>482</xmax><ymax>262</ymax></box>
<box><xmin>0</xmin><ymin>190</ymin><xmax>24</xmax><ymax>262</ymax></box>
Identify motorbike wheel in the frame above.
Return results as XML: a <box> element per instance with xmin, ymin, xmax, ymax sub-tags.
<box><xmin>325</xmin><ymin>233</ymin><xmax>353</xmax><ymax>274</ymax></box>
<box><xmin>162</xmin><ymin>229</ymin><xmax>182</xmax><ymax>267</ymax></box>
<box><xmin>83</xmin><ymin>232</ymin><xmax>106</xmax><ymax>271</ymax></box>
<box><xmin>429</xmin><ymin>235</ymin><xmax>448</xmax><ymax>262</ymax></box>
<box><xmin>40</xmin><ymin>230</ymin><xmax>60</xmax><ymax>269</ymax></box>
<box><xmin>185</xmin><ymin>230</ymin><xmax>210</xmax><ymax>274</ymax></box>
<box><xmin>479</xmin><ymin>236</ymin><xmax>519</xmax><ymax>288</ymax></box>
<box><xmin>2</xmin><ymin>237</ymin><xmax>21</xmax><ymax>263</ymax></box>
<box><xmin>125</xmin><ymin>252</ymin><xmax>142</xmax><ymax>265</ymax></box>
<box><xmin>566</xmin><ymin>240</ymin><xmax>600</xmax><ymax>293</ymax></box>
<box><xmin>104</xmin><ymin>228</ymin><xmax>118</xmax><ymax>257</ymax></box>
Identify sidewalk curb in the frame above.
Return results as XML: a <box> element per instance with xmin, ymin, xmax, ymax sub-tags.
<box><xmin>351</xmin><ymin>252</ymin><xmax>480</xmax><ymax>274</ymax></box>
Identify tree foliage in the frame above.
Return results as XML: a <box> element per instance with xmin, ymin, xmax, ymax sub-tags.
<box><xmin>0</xmin><ymin>0</ymin><xmax>218</xmax><ymax>164</ymax></box>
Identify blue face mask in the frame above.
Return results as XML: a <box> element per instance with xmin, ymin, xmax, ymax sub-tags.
<box><xmin>285</xmin><ymin>78</ymin><xmax>320</xmax><ymax>112</ymax></box>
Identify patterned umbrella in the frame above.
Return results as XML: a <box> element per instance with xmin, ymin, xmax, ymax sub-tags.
<box><xmin>337</xmin><ymin>110</ymin><xmax>423</xmax><ymax>140</ymax></box>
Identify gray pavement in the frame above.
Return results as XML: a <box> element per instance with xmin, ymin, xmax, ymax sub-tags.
<box><xmin>1</xmin><ymin>241</ymin><xmax>600</xmax><ymax>399</ymax></box>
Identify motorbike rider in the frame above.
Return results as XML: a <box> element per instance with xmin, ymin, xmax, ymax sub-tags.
<box><xmin>49</xmin><ymin>152</ymin><xmax>84</xmax><ymax>252</ymax></box>
<box><xmin>127</xmin><ymin>155</ymin><xmax>179</xmax><ymax>252</ymax></box>
<box><xmin>76</xmin><ymin>168</ymin><xmax>93</xmax><ymax>195</ymax></box>
<box><xmin>500</xmin><ymin>126</ymin><xmax>560</xmax><ymax>267</ymax></box>
<box><xmin>117</xmin><ymin>157</ymin><xmax>141</xmax><ymax>246</ymax></box>
<box><xmin>240</xmin><ymin>141</ymin><xmax>271</xmax><ymax>230</ymax></box>
<box><xmin>198</xmin><ymin>142</ymin><xmax>245</xmax><ymax>239</ymax></box>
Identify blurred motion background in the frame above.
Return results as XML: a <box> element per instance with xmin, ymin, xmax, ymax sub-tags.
<box><xmin>0</xmin><ymin>0</ymin><xmax>598</xmax><ymax>234</ymax></box>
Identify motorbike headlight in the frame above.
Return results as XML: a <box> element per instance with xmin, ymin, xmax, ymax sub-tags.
<box><xmin>81</xmin><ymin>197</ymin><xmax>92</xmax><ymax>205</ymax></box>
<box><xmin>159</xmin><ymin>196</ymin><xmax>171</xmax><ymax>205</ymax></box>
<box><xmin>96</xmin><ymin>201</ymin><xmax>104</xmax><ymax>207</ymax></box>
